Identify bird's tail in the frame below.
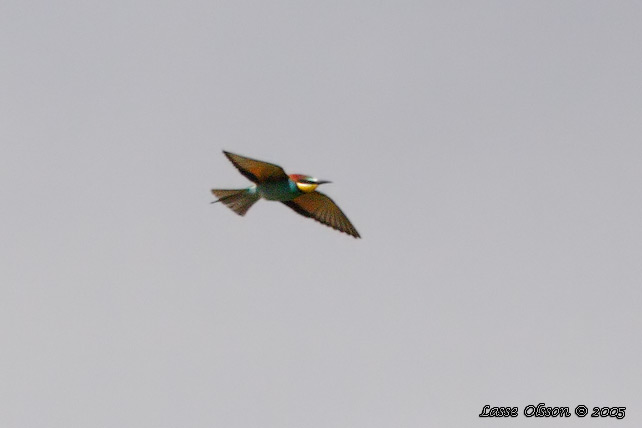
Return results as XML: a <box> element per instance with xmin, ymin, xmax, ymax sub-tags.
<box><xmin>211</xmin><ymin>188</ymin><xmax>260</xmax><ymax>216</ymax></box>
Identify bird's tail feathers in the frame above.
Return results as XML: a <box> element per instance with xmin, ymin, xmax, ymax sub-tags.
<box><xmin>211</xmin><ymin>188</ymin><xmax>259</xmax><ymax>216</ymax></box>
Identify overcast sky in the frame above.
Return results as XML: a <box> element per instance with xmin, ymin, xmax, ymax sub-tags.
<box><xmin>2</xmin><ymin>1</ymin><xmax>641</xmax><ymax>427</ymax></box>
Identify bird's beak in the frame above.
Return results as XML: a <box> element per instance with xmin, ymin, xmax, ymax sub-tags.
<box><xmin>317</xmin><ymin>180</ymin><xmax>332</xmax><ymax>185</ymax></box>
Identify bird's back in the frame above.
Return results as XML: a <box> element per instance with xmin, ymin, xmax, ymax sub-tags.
<box><xmin>257</xmin><ymin>179</ymin><xmax>300</xmax><ymax>201</ymax></box>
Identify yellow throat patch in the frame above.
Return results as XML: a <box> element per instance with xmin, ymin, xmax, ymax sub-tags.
<box><xmin>295</xmin><ymin>182</ymin><xmax>318</xmax><ymax>193</ymax></box>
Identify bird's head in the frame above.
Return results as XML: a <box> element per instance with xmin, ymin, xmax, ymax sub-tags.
<box><xmin>289</xmin><ymin>174</ymin><xmax>331</xmax><ymax>193</ymax></box>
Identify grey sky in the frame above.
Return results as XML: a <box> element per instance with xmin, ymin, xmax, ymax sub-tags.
<box><xmin>2</xmin><ymin>1</ymin><xmax>641</xmax><ymax>427</ymax></box>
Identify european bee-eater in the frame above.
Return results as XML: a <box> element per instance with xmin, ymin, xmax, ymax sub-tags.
<box><xmin>211</xmin><ymin>151</ymin><xmax>360</xmax><ymax>238</ymax></box>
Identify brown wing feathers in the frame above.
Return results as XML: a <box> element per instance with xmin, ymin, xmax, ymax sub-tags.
<box><xmin>223</xmin><ymin>151</ymin><xmax>288</xmax><ymax>183</ymax></box>
<box><xmin>282</xmin><ymin>191</ymin><xmax>360</xmax><ymax>238</ymax></box>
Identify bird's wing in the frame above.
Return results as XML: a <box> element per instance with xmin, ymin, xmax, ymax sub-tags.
<box><xmin>282</xmin><ymin>191</ymin><xmax>361</xmax><ymax>238</ymax></box>
<box><xmin>223</xmin><ymin>151</ymin><xmax>289</xmax><ymax>183</ymax></box>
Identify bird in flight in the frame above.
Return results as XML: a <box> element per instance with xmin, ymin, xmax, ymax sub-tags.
<box><xmin>211</xmin><ymin>151</ymin><xmax>360</xmax><ymax>238</ymax></box>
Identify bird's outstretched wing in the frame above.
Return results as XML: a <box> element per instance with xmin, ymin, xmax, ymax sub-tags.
<box><xmin>223</xmin><ymin>151</ymin><xmax>289</xmax><ymax>183</ymax></box>
<box><xmin>282</xmin><ymin>191</ymin><xmax>361</xmax><ymax>238</ymax></box>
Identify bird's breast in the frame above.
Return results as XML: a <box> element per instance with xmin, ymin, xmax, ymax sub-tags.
<box><xmin>257</xmin><ymin>180</ymin><xmax>300</xmax><ymax>201</ymax></box>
